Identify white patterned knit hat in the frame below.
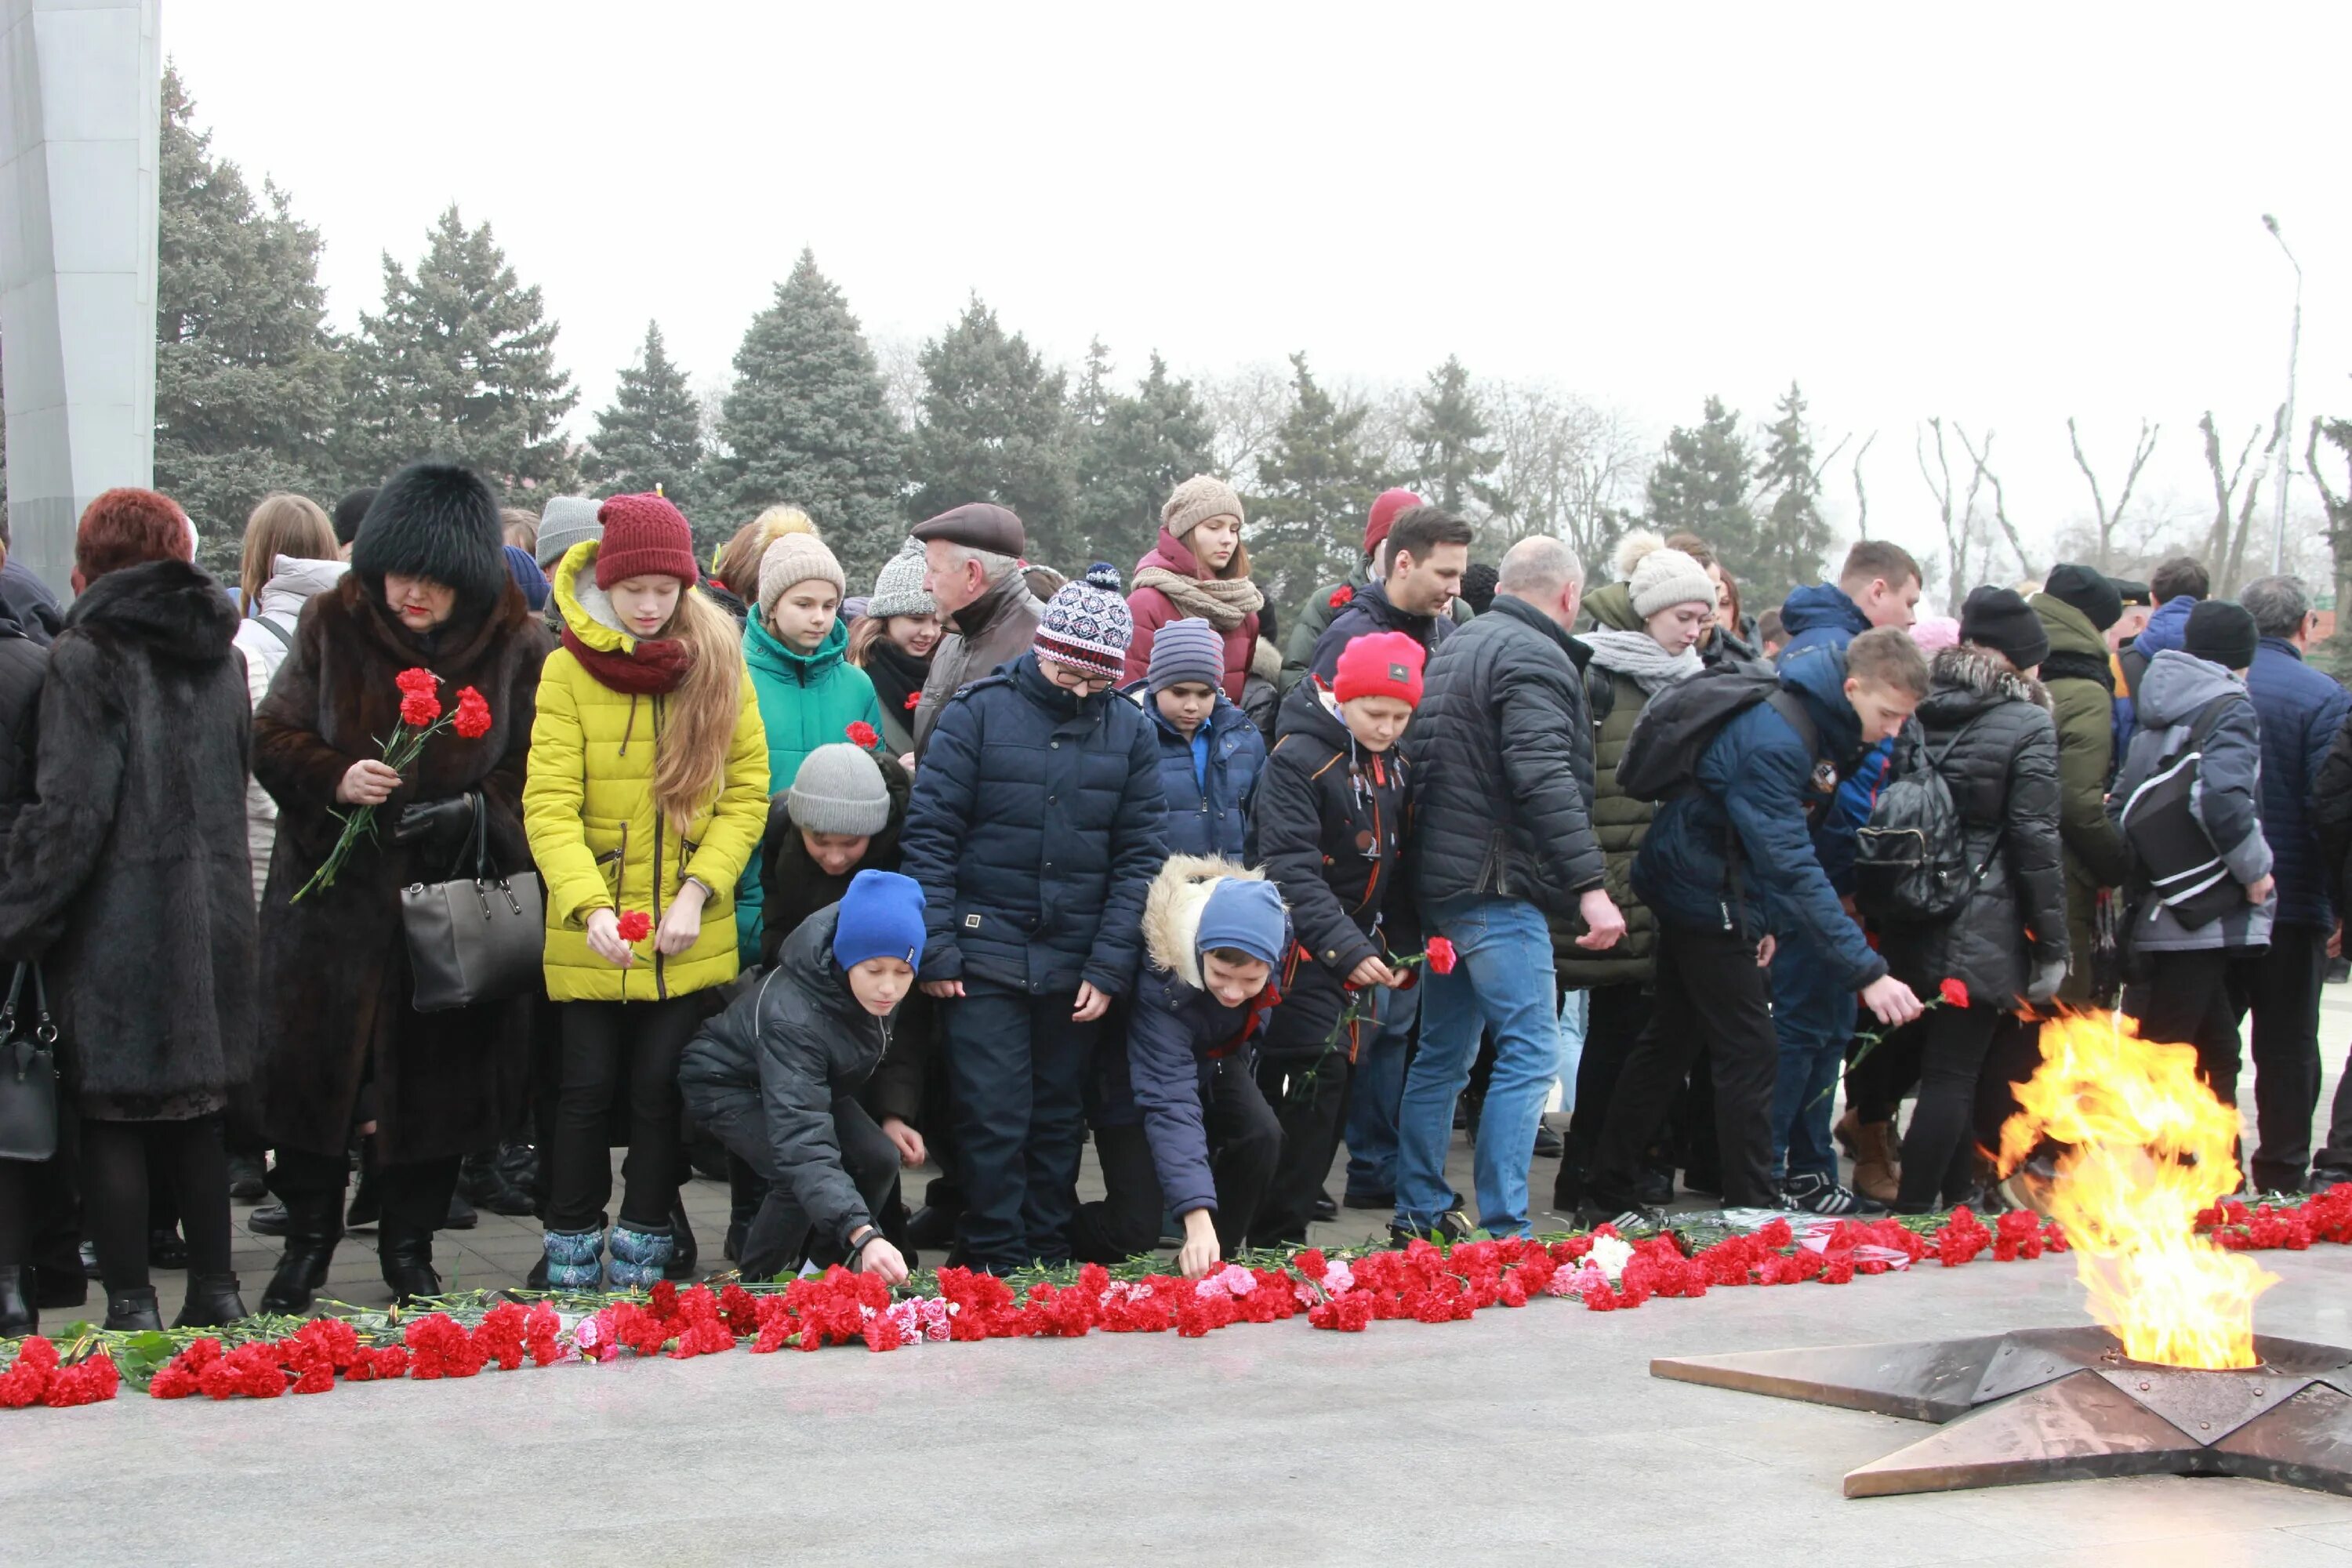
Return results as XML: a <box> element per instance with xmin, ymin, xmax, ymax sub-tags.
<box><xmin>866</xmin><ymin>538</ymin><xmax>935</xmax><ymax>620</ymax></box>
<box><xmin>1033</xmin><ymin>562</ymin><xmax>1134</xmax><ymax>678</ymax></box>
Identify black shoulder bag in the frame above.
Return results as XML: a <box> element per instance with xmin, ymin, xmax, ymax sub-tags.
<box><xmin>0</xmin><ymin>964</ymin><xmax>60</xmax><ymax>1161</ymax></box>
<box><xmin>400</xmin><ymin>797</ymin><xmax>546</xmax><ymax>1012</ymax></box>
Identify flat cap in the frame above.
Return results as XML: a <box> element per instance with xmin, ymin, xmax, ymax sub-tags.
<box><xmin>911</xmin><ymin>502</ymin><xmax>1025</xmax><ymax>557</ymax></box>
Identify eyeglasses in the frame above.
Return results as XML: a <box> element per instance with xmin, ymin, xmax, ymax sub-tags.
<box><xmin>1042</xmin><ymin>662</ymin><xmax>1114</xmax><ymax>694</ymax></box>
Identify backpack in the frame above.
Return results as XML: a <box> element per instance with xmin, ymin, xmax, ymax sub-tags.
<box><xmin>2116</xmin><ymin>693</ymin><xmax>2244</xmax><ymax>930</ymax></box>
<box><xmin>1616</xmin><ymin>664</ymin><xmax>1817</xmax><ymax>804</ymax></box>
<box><xmin>1853</xmin><ymin>718</ymin><xmax>1998</xmax><ymax>924</ymax></box>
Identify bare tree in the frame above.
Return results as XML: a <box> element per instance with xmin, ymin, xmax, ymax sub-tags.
<box><xmin>2066</xmin><ymin>416</ymin><xmax>2160</xmax><ymax>572</ymax></box>
<box><xmin>1950</xmin><ymin>423</ymin><xmax>2034</xmax><ymax>582</ymax></box>
<box><xmin>2198</xmin><ymin>406</ymin><xmax>2286</xmax><ymax>596</ymax></box>
<box><xmin>2306</xmin><ymin>413</ymin><xmax>2352</xmax><ymax>655</ymax></box>
<box><xmin>1915</xmin><ymin>416</ymin><xmax>1998</xmax><ymax>614</ymax></box>
<box><xmin>871</xmin><ymin>333</ymin><xmax>927</xmax><ymax>432</ymax></box>
<box><xmin>1849</xmin><ymin>430</ymin><xmax>1878</xmax><ymax>539</ymax></box>
<box><xmin>1484</xmin><ymin>379</ymin><xmax>1645</xmax><ymax>564</ymax></box>
<box><xmin>1196</xmin><ymin>361</ymin><xmax>1294</xmax><ymax>484</ymax></box>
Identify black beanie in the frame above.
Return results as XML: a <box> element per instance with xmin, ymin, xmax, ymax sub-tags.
<box><xmin>1960</xmin><ymin>585</ymin><xmax>2050</xmax><ymax>670</ymax></box>
<box><xmin>2042</xmin><ymin>563</ymin><xmax>2124</xmax><ymax>633</ymax></box>
<box><xmin>332</xmin><ymin>488</ymin><xmax>378</xmax><ymax>546</ymax></box>
<box><xmin>350</xmin><ymin>463</ymin><xmax>509</xmax><ymax>613</ymax></box>
<box><xmin>2184</xmin><ymin>600</ymin><xmax>2259</xmax><ymax>671</ymax></box>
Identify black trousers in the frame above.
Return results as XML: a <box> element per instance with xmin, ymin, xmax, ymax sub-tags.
<box><xmin>1892</xmin><ymin>1004</ymin><xmax>2024</xmax><ymax>1210</ymax></box>
<box><xmin>78</xmin><ymin>1115</ymin><xmax>233</xmax><ymax>1294</ymax></box>
<box><xmin>548</xmin><ymin>996</ymin><xmax>704</xmax><ymax>1232</ymax></box>
<box><xmin>1255</xmin><ymin>1053</ymin><xmax>1348</xmax><ymax>1245</ymax></box>
<box><xmin>2124</xmin><ymin>946</ymin><xmax>2246</xmax><ymax>1105</ymax></box>
<box><xmin>1592</xmin><ymin>926</ymin><xmax>1778</xmax><ymax>1210</ymax></box>
<box><xmin>941</xmin><ymin>978</ymin><xmax>1100</xmax><ymax>1273</ymax></box>
<box><xmin>1073</xmin><ymin>1060</ymin><xmax>1281</xmax><ymax>1261</ymax></box>
<box><xmin>271</xmin><ymin>1143</ymin><xmax>460</xmax><ymax>1240</ymax></box>
<box><xmin>696</xmin><ymin>1088</ymin><xmax>898</xmax><ymax>1281</ymax></box>
<box><xmin>1558</xmin><ymin>982</ymin><xmax>1650</xmax><ymax>1205</ymax></box>
<box><xmin>2229</xmin><ymin>921</ymin><xmax>2328</xmax><ymax>1189</ymax></box>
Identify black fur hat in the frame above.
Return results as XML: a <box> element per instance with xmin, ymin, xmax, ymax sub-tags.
<box><xmin>350</xmin><ymin>463</ymin><xmax>507</xmax><ymax>611</ymax></box>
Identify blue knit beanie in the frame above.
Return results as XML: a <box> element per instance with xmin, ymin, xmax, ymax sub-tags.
<box><xmin>503</xmin><ymin>543</ymin><xmax>550</xmax><ymax>611</ymax></box>
<box><xmin>1194</xmin><ymin>878</ymin><xmax>1287</xmax><ymax>969</ymax></box>
<box><xmin>833</xmin><ymin>869</ymin><xmax>926</xmax><ymax>971</ymax></box>
<box><xmin>1148</xmin><ymin>617</ymin><xmax>1226</xmax><ymax>695</ymax></box>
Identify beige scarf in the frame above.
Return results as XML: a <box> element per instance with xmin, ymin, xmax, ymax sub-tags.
<box><xmin>1132</xmin><ymin>568</ymin><xmax>1264</xmax><ymax>632</ymax></box>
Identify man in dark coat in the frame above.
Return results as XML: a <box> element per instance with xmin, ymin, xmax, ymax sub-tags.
<box><xmin>1391</xmin><ymin>536</ymin><xmax>1622</xmax><ymax>1240</ymax></box>
<box><xmin>2231</xmin><ymin>576</ymin><xmax>2349</xmax><ymax>1192</ymax></box>
<box><xmin>899</xmin><ymin>567</ymin><xmax>1169</xmax><ymax>1275</ymax></box>
<box><xmin>1305</xmin><ymin>506</ymin><xmax>1473</xmax><ymax>686</ymax></box>
<box><xmin>909</xmin><ymin>503</ymin><xmax>1040</xmax><ymax>760</ymax></box>
<box><xmin>1280</xmin><ymin>488</ymin><xmax>1472</xmax><ymax>691</ymax></box>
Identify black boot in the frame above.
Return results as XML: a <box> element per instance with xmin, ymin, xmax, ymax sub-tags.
<box><xmin>664</xmin><ymin>1195</ymin><xmax>698</xmax><ymax>1281</ymax></box>
<box><xmin>258</xmin><ymin>1189</ymin><xmax>343</xmax><ymax>1316</ymax></box>
<box><xmin>103</xmin><ymin>1286</ymin><xmax>162</xmax><ymax>1331</ymax></box>
<box><xmin>458</xmin><ymin>1151</ymin><xmax>535</xmax><ymax>1217</ymax></box>
<box><xmin>175</xmin><ymin>1272</ymin><xmax>250</xmax><ymax>1328</ymax></box>
<box><xmin>226</xmin><ymin>1152</ymin><xmax>269</xmax><ymax>1202</ymax></box>
<box><xmin>379</xmin><ymin>1222</ymin><xmax>441</xmax><ymax>1305</ymax></box>
<box><xmin>441</xmin><ymin>1189</ymin><xmax>478</xmax><ymax>1230</ymax></box>
<box><xmin>147</xmin><ymin>1224</ymin><xmax>188</xmax><ymax>1269</ymax></box>
<box><xmin>346</xmin><ymin>1153</ymin><xmax>380</xmax><ymax>1229</ymax></box>
<box><xmin>0</xmin><ymin>1265</ymin><xmax>34</xmax><ymax>1338</ymax></box>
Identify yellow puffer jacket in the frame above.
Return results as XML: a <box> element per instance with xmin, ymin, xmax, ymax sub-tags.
<box><xmin>524</xmin><ymin>543</ymin><xmax>770</xmax><ymax>1002</ymax></box>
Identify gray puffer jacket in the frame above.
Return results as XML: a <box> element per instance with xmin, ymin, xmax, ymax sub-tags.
<box><xmin>2107</xmin><ymin>648</ymin><xmax>2274</xmax><ymax>953</ymax></box>
<box><xmin>1878</xmin><ymin>646</ymin><xmax>2067</xmax><ymax>1007</ymax></box>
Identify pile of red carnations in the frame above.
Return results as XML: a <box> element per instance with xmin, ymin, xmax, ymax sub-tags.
<box><xmin>2</xmin><ymin>1185</ymin><xmax>2347</xmax><ymax>1411</ymax></box>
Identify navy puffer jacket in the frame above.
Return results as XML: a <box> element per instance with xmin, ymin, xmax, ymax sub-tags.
<box><xmin>899</xmin><ymin>653</ymin><xmax>1169</xmax><ymax>996</ymax></box>
<box><xmin>1632</xmin><ymin>643</ymin><xmax>1888</xmax><ymax>990</ymax></box>
<box><xmin>2245</xmin><ymin>637</ymin><xmax>2350</xmax><ymax>929</ymax></box>
<box><xmin>1127</xmin><ymin>686</ymin><xmax>1265</xmax><ymax>862</ymax></box>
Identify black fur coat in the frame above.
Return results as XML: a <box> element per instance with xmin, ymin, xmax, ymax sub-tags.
<box><xmin>0</xmin><ymin>560</ymin><xmax>257</xmax><ymax>1109</ymax></box>
<box><xmin>253</xmin><ymin>574</ymin><xmax>550</xmax><ymax>1162</ymax></box>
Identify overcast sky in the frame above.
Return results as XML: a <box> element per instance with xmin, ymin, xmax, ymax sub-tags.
<box><xmin>163</xmin><ymin>1</ymin><xmax>2352</xmax><ymax>579</ymax></box>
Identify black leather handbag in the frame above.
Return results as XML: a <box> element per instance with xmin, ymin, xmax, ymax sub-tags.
<box><xmin>0</xmin><ymin>964</ymin><xmax>60</xmax><ymax>1162</ymax></box>
<box><xmin>399</xmin><ymin>802</ymin><xmax>544</xmax><ymax>1013</ymax></box>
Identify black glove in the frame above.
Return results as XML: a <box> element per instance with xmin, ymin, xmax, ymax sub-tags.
<box><xmin>391</xmin><ymin>792</ymin><xmax>479</xmax><ymax>858</ymax></box>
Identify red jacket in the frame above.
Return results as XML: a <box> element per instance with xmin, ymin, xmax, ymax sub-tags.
<box><xmin>1123</xmin><ymin>528</ymin><xmax>1260</xmax><ymax>702</ymax></box>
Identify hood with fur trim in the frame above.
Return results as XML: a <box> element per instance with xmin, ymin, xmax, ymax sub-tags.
<box><xmin>1141</xmin><ymin>854</ymin><xmax>1269</xmax><ymax>989</ymax></box>
<box><xmin>1918</xmin><ymin>641</ymin><xmax>2053</xmax><ymax>728</ymax></box>
<box><xmin>69</xmin><ymin>557</ymin><xmax>238</xmax><ymax>663</ymax></box>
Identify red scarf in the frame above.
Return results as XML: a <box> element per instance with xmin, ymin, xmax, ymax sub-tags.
<box><xmin>561</xmin><ymin>623</ymin><xmax>693</xmax><ymax>695</ymax></box>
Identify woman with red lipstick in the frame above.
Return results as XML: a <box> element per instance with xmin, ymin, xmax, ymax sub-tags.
<box><xmin>524</xmin><ymin>492</ymin><xmax>768</xmax><ymax>1290</ymax></box>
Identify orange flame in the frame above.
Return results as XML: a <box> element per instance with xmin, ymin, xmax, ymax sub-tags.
<box><xmin>1997</xmin><ymin>1009</ymin><xmax>2277</xmax><ymax>1369</ymax></box>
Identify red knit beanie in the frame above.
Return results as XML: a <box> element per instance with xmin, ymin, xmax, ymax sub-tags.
<box><xmin>594</xmin><ymin>493</ymin><xmax>699</xmax><ymax>589</ymax></box>
<box><xmin>1363</xmin><ymin>488</ymin><xmax>1426</xmax><ymax>556</ymax></box>
<box><xmin>1334</xmin><ymin>631</ymin><xmax>1425</xmax><ymax>708</ymax></box>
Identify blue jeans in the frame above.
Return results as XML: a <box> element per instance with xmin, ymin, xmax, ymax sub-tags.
<box><xmin>1769</xmin><ymin>939</ymin><xmax>1853</xmax><ymax>1182</ymax></box>
<box><xmin>1557</xmin><ymin>988</ymin><xmax>1588</xmax><ymax>1115</ymax></box>
<box><xmin>1395</xmin><ymin>895</ymin><xmax>1563</xmax><ymax>1235</ymax></box>
<box><xmin>1341</xmin><ymin>982</ymin><xmax>1417</xmax><ymax>1200</ymax></box>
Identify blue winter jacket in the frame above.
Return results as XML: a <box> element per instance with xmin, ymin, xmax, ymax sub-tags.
<box><xmin>1128</xmin><ymin>686</ymin><xmax>1266</xmax><ymax>862</ymax></box>
<box><xmin>2115</xmin><ymin>593</ymin><xmax>2198</xmax><ymax>750</ymax></box>
<box><xmin>1771</xmin><ymin>583</ymin><xmax>1887</xmax><ymax>891</ymax></box>
<box><xmin>2246</xmin><ymin>637</ymin><xmax>2351</xmax><ymax>928</ymax></box>
<box><xmin>1777</xmin><ymin>582</ymin><xmax>1870</xmax><ymax>659</ymax></box>
<box><xmin>1632</xmin><ymin>644</ymin><xmax>1889</xmax><ymax>990</ymax></box>
<box><xmin>898</xmin><ymin>653</ymin><xmax>1170</xmax><ymax>996</ymax></box>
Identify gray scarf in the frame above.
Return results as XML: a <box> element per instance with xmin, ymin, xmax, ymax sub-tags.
<box><xmin>1582</xmin><ymin>627</ymin><xmax>1703</xmax><ymax>695</ymax></box>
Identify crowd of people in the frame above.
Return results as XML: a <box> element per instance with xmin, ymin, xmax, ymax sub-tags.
<box><xmin>1</xmin><ymin>456</ymin><xmax>2350</xmax><ymax>1341</ymax></box>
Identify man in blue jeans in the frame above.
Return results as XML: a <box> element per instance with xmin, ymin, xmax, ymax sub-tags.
<box><xmin>1390</xmin><ymin>535</ymin><xmax>1624</xmax><ymax>1239</ymax></box>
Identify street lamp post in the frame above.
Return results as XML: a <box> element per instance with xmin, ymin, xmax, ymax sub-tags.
<box><xmin>2263</xmin><ymin>213</ymin><xmax>2302</xmax><ymax>576</ymax></box>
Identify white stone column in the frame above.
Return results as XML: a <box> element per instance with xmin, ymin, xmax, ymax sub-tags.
<box><xmin>0</xmin><ymin>0</ymin><xmax>162</xmax><ymax>595</ymax></box>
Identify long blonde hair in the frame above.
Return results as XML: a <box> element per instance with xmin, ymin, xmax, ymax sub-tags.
<box><xmin>238</xmin><ymin>493</ymin><xmax>337</xmax><ymax>615</ymax></box>
<box><xmin>653</xmin><ymin>586</ymin><xmax>748</xmax><ymax>831</ymax></box>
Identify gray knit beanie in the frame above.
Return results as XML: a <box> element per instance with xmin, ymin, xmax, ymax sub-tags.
<box><xmin>788</xmin><ymin>744</ymin><xmax>892</xmax><ymax>837</ymax></box>
<box><xmin>535</xmin><ymin>495</ymin><xmax>604</xmax><ymax>570</ymax></box>
<box><xmin>867</xmin><ymin>538</ymin><xmax>935</xmax><ymax>620</ymax></box>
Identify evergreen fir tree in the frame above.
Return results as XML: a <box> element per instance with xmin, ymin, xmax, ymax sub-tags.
<box><xmin>1406</xmin><ymin>354</ymin><xmax>1503</xmax><ymax>517</ymax></box>
<box><xmin>583</xmin><ymin>321</ymin><xmax>708</xmax><ymax>535</ymax></box>
<box><xmin>907</xmin><ymin>296</ymin><xmax>1078</xmax><ymax>567</ymax></box>
<box><xmin>1250</xmin><ymin>352</ymin><xmax>1388</xmax><ymax>619</ymax></box>
<box><xmin>152</xmin><ymin>66</ymin><xmax>343</xmax><ymax>570</ymax></box>
<box><xmin>339</xmin><ymin>205</ymin><xmax>579</xmax><ymax>502</ymax></box>
<box><xmin>1073</xmin><ymin>352</ymin><xmax>1219</xmax><ymax>568</ymax></box>
<box><xmin>1644</xmin><ymin>394</ymin><xmax>1758</xmax><ymax>573</ymax></box>
<box><xmin>713</xmin><ymin>249</ymin><xmax>907</xmax><ymax>583</ymax></box>
<box><xmin>1070</xmin><ymin>336</ymin><xmax>1114</xmax><ymax>430</ymax></box>
<box><xmin>1748</xmin><ymin>381</ymin><xmax>1834</xmax><ymax>604</ymax></box>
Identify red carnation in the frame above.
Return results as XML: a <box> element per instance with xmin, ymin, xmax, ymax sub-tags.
<box><xmin>400</xmin><ymin>690</ymin><xmax>442</xmax><ymax>728</ymax></box>
<box><xmin>903</xmin><ymin>691</ymin><xmax>921</xmax><ymax>711</ymax></box>
<box><xmin>1425</xmin><ymin>936</ymin><xmax>1458</xmax><ymax>975</ymax></box>
<box><xmin>847</xmin><ymin>720</ymin><xmax>880</xmax><ymax>750</ymax></box>
<box><xmin>1939</xmin><ymin>977</ymin><xmax>1969</xmax><ymax>1009</ymax></box>
<box><xmin>395</xmin><ymin>667</ymin><xmax>437</xmax><ymax>698</ymax></box>
<box><xmin>452</xmin><ymin>686</ymin><xmax>492</xmax><ymax>739</ymax></box>
<box><xmin>1328</xmin><ymin>585</ymin><xmax>1354</xmax><ymax>608</ymax></box>
<box><xmin>616</xmin><ymin>910</ymin><xmax>652</xmax><ymax>945</ymax></box>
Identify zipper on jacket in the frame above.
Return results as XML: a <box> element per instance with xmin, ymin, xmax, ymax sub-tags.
<box><xmin>652</xmin><ymin>692</ymin><xmax>668</xmax><ymax>1002</ymax></box>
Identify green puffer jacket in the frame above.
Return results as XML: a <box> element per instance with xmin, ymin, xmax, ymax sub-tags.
<box><xmin>2031</xmin><ymin>593</ymin><xmax>2132</xmax><ymax>1004</ymax></box>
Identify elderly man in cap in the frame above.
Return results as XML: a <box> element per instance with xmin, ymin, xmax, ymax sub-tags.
<box><xmin>910</xmin><ymin>503</ymin><xmax>1040</xmax><ymax>760</ymax></box>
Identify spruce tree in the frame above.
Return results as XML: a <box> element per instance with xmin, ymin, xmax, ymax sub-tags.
<box><xmin>1748</xmin><ymin>381</ymin><xmax>1834</xmax><ymax>604</ymax></box>
<box><xmin>152</xmin><ymin>66</ymin><xmax>343</xmax><ymax>568</ymax></box>
<box><xmin>339</xmin><ymin>205</ymin><xmax>579</xmax><ymax>501</ymax></box>
<box><xmin>713</xmin><ymin>249</ymin><xmax>907</xmax><ymax>583</ymax></box>
<box><xmin>1406</xmin><ymin>354</ymin><xmax>1502</xmax><ymax>517</ymax></box>
<box><xmin>1250</xmin><ymin>353</ymin><xmax>1388</xmax><ymax>619</ymax></box>
<box><xmin>907</xmin><ymin>296</ymin><xmax>1079</xmax><ymax>568</ymax></box>
<box><xmin>1644</xmin><ymin>394</ymin><xmax>1758</xmax><ymax>572</ymax></box>
<box><xmin>1073</xmin><ymin>351</ymin><xmax>1219</xmax><ymax>568</ymax></box>
<box><xmin>583</xmin><ymin>321</ymin><xmax>707</xmax><ymax>534</ymax></box>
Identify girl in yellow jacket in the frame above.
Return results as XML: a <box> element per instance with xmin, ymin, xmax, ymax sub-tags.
<box><xmin>524</xmin><ymin>494</ymin><xmax>768</xmax><ymax>1288</ymax></box>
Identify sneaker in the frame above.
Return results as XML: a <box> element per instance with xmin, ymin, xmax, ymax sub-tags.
<box><xmin>1388</xmin><ymin>1210</ymin><xmax>1473</xmax><ymax>1247</ymax></box>
<box><xmin>1780</xmin><ymin>1171</ymin><xmax>1886</xmax><ymax>1216</ymax></box>
<box><xmin>1995</xmin><ymin>1148</ymin><xmax>2060</xmax><ymax>1217</ymax></box>
<box><xmin>1577</xmin><ymin>1198</ymin><xmax>1664</xmax><ymax>1232</ymax></box>
<box><xmin>1533</xmin><ymin>1123</ymin><xmax>1564</xmax><ymax>1159</ymax></box>
<box><xmin>1632</xmin><ymin>1167</ymin><xmax>1675</xmax><ymax>1207</ymax></box>
<box><xmin>1311</xmin><ymin>1192</ymin><xmax>1338</xmax><ymax>1221</ymax></box>
<box><xmin>1341</xmin><ymin>1189</ymin><xmax>1394</xmax><ymax>1211</ymax></box>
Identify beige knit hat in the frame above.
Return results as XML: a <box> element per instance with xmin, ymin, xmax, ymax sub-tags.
<box><xmin>1161</xmin><ymin>474</ymin><xmax>1244</xmax><ymax>540</ymax></box>
<box><xmin>758</xmin><ymin>532</ymin><xmax>848</xmax><ymax>625</ymax></box>
<box><xmin>1627</xmin><ymin>539</ymin><xmax>1716</xmax><ymax>619</ymax></box>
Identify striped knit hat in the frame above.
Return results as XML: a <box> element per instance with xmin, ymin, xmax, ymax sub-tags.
<box><xmin>1033</xmin><ymin>562</ymin><xmax>1134</xmax><ymax>679</ymax></box>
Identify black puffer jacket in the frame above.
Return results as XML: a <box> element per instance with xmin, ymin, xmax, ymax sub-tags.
<box><xmin>1250</xmin><ymin>679</ymin><xmax>1417</xmax><ymax>1057</ymax></box>
<box><xmin>1409</xmin><ymin>593</ymin><xmax>1604</xmax><ymax>915</ymax></box>
<box><xmin>1877</xmin><ymin>645</ymin><xmax>2068</xmax><ymax>1007</ymax></box>
<box><xmin>677</xmin><ymin>906</ymin><xmax>895</xmax><ymax>1251</ymax></box>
